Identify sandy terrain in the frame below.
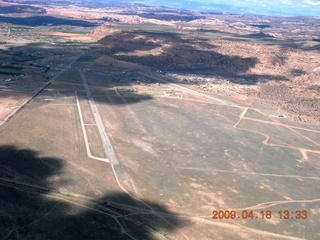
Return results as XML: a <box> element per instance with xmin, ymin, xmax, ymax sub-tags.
<box><xmin>0</xmin><ymin>1</ymin><xmax>319</xmax><ymax>239</ymax></box>
<box><xmin>39</xmin><ymin>31</ymin><xmax>93</xmax><ymax>42</ymax></box>
<box><xmin>0</xmin><ymin>90</ymin><xmax>29</xmax><ymax>119</ymax></box>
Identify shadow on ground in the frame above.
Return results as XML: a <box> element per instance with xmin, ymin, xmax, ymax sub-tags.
<box><xmin>0</xmin><ymin>27</ymin><xmax>293</xmax><ymax>109</ymax></box>
<box><xmin>0</xmin><ymin>15</ymin><xmax>98</xmax><ymax>27</ymax></box>
<box><xmin>0</xmin><ymin>145</ymin><xmax>188</xmax><ymax>239</ymax></box>
<box><xmin>97</xmin><ymin>31</ymin><xmax>289</xmax><ymax>84</ymax></box>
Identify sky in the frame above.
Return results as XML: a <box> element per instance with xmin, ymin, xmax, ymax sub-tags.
<box><xmin>132</xmin><ymin>0</ymin><xmax>320</xmax><ymax>16</ymax></box>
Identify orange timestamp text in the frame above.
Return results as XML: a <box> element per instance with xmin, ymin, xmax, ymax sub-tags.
<box><xmin>212</xmin><ymin>210</ymin><xmax>308</xmax><ymax>220</ymax></box>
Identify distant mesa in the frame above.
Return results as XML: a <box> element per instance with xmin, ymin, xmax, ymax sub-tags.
<box><xmin>250</xmin><ymin>24</ymin><xmax>271</xmax><ymax>29</ymax></box>
<box><xmin>119</xmin><ymin>12</ymin><xmax>205</xmax><ymax>22</ymax></box>
<box><xmin>242</xmin><ymin>32</ymin><xmax>275</xmax><ymax>39</ymax></box>
<box><xmin>0</xmin><ymin>5</ymin><xmax>46</xmax><ymax>14</ymax></box>
<box><xmin>0</xmin><ymin>15</ymin><xmax>98</xmax><ymax>27</ymax></box>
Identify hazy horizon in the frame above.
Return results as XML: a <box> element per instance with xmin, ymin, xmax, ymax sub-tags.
<box><xmin>127</xmin><ymin>0</ymin><xmax>320</xmax><ymax>16</ymax></box>
<box><xmin>11</xmin><ymin>0</ymin><xmax>320</xmax><ymax>16</ymax></box>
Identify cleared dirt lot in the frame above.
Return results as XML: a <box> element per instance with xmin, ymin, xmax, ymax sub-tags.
<box><xmin>0</xmin><ymin>90</ymin><xmax>29</xmax><ymax>119</ymax></box>
<box><xmin>85</xmin><ymin>124</ymin><xmax>106</xmax><ymax>158</ymax></box>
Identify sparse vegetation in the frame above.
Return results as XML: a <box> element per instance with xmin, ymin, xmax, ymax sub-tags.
<box><xmin>0</xmin><ymin>0</ymin><xmax>319</xmax><ymax>239</ymax></box>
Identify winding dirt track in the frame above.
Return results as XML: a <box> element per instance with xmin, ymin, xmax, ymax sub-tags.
<box><xmin>0</xmin><ymin>176</ymin><xmax>307</xmax><ymax>240</ymax></box>
<box><xmin>141</xmin><ymin>72</ymin><xmax>320</xmax><ymax>162</ymax></box>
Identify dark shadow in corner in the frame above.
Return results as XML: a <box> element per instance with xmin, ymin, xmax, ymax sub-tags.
<box><xmin>0</xmin><ymin>145</ymin><xmax>188</xmax><ymax>239</ymax></box>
